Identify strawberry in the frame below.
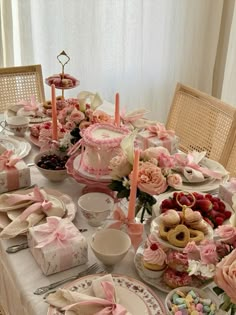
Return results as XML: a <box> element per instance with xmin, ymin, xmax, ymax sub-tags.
<box><xmin>195</xmin><ymin>199</ymin><xmax>212</xmax><ymax>212</ymax></box>
<box><xmin>193</xmin><ymin>192</ymin><xmax>204</xmax><ymax>200</ymax></box>
<box><xmin>224</xmin><ymin>211</ymin><xmax>232</xmax><ymax>219</ymax></box>
<box><xmin>212</xmin><ymin>202</ymin><xmax>219</xmax><ymax>211</ymax></box>
<box><xmin>215</xmin><ymin>217</ymin><xmax>224</xmax><ymax>226</ymax></box>
<box><xmin>178</xmin><ymin>195</ymin><xmax>193</xmax><ymax>207</ymax></box>
<box><xmin>218</xmin><ymin>201</ymin><xmax>226</xmax><ymax>211</ymax></box>
<box><xmin>205</xmin><ymin>193</ymin><xmax>213</xmax><ymax>200</ymax></box>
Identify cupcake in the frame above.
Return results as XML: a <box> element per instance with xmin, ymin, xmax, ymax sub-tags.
<box><xmin>167</xmin><ymin>250</ymin><xmax>189</xmax><ymax>272</ymax></box>
<box><xmin>142</xmin><ymin>242</ymin><xmax>167</xmax><ymax>278</ymax></box>
<box><xmin>163</xmin><ymin>267</ymin><xmax>192</xmax><ymax>289</ymax></box>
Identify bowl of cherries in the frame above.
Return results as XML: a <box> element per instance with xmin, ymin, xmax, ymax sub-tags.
<box><xmin>34</xmin><ymin>150</ymin><xmax>69</xmax><ymax>182</ymax></box>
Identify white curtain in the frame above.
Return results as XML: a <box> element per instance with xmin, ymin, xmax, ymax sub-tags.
<box><xmin>0</xmin><ymin>0</ymin><xmax>228</xmax><ymax>123</ymax></box>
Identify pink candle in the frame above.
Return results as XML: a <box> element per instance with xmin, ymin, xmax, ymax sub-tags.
<box><xmin>127</xmin><ymin>149</ymin><xmax>140</xmax><ymax>220</ymax></box>
<box><xmin>115</xmin><ymin>92</ymin><xmax>120</xmax><ymax>126</ymax></box>
<box><xmin>51</xmin><ymin>84</ymin><xmax>58</xmax><ymax>141</ymax></box>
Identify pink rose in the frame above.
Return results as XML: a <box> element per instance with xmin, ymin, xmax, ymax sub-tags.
<box><xmin>132</xmin><ymin>161</ymin><xmax>167</xmax><ymax>195</ymax></box>
<box><xmin>167</xmin><ymin>173</ymin><xmax>182</xmax><ymax>188</ymax></box>
<box><xmin>142</xmin><ymin>147</ymin><xmax>170</xmax><ymax>161</ymax></box>
<box><xmin>85</xmin><ymin>108</ymin><xmax>94</xmax><ymax>121</ymax></box>
<box><xmin>65</xmin><ymin>121</ymin><xmax>76</xmax><ymax>130</ymax></box>
<box><xmin>70</xmin><ymin>109</ymin><xmax>85</xmax><ymax>124</ymax></box>
<box><xmin>92</xmin><ymin>110</ymin><xmax>112</xmax><ymax>124</ymax></box>
<box><xmin>183</xmin><ymin>241</ymin><xmax>200</xmax><ymax>260</ymax></box>
<box><xmin>109</xmin><ymin>154</ymin><xmax>132</xmax><ymax>180</ymax></box>
<box><xmin>214</xmin><ymin>249</ymin><xmax>236</xmax><ymax>304</ymax></box>
<box><xmin>215</xmin><ymin>225</ymin><xmax>236</xmax><ymax>245</ymax></box>
<box><xmin>79</xmin><ymin>121</ymin><xmax>92</xmax><ymax>129</ymax></box>
<box><xmin>199</xmin><ymin>242</ymin><xmax>218</xmax><ymax>264</ymax></box>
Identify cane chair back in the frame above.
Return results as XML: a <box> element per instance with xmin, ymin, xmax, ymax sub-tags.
<box><xmin>166</xmin><ymin>83</ymin><xmax>236</xmax><ymax>171</ymax></box>
<box><xmin>0</xmin><ymin>64</ymin><xmax>45</xmax><ymax>113</ymax></box>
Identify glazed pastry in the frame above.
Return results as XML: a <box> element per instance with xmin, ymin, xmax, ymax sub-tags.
<box><xmin>167</xmin><ymin>224</ymin><xmax>190</xmax><ymax>248</ymax></box>
<box><xmin>162</xmin><ymin>209</ymin><xmax>181</xmax><ymax>228</ymax></box>
<box><xmin>189</xmin><ymin>228</ymin><xmax>204</xmax><ymax>243</ymax></box>
<box><xmin>163</xmin><ymin>267</ymin><xmax>192</xmax><ymax>289</ymax></box>
<box><xmin>167</xmin><ymin>250</ymin><xmax>189</xmax><ymax>272</ymax></box>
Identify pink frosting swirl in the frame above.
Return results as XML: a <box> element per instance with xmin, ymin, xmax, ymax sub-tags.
<box><xmin>143</xmin><ymin>243</ymin><xmax>167</xmax><ymax>266</ymax></box>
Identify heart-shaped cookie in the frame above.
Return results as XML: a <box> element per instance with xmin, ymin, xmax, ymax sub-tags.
<box><xmin>162</xmin><ymin>209</ymin><xmax>180</xmax><ymax>227</ymax></box>
<box><xmin>167</xmin><ymin>224</ymin><xmax>190</xmax><ymax>248</ymax></box>
<box><xmin>189</xmin><ymin>228</ymin><xmax>204</xmax><ymax>243</ymax></box>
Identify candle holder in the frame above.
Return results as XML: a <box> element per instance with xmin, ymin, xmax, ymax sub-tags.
<box><xmin>45</xmin><ymin>50</ymin><xmax>80</xmax><ymax>99</ymax></box>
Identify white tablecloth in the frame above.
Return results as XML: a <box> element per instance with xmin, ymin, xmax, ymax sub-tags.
<box><xmin>0</xmin><ymin>135</ymin><xmax>217</xmax><ymax>315</ymax></box>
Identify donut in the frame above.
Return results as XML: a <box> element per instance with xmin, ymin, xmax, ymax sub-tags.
<box><xmin>189</xmin><ymin>228</ymin><xmax>204</xmax><ymax>243</ymax></box>
<box><xmin>167</xmin><ymin>250</ymin><xmax>189</xmax><ymax>272</ymax></box>
<box><xmin>163</xmin><ymin>267</ymin><xmax>192</xmax><ymax>289</ymax></box>
<box><xmin>167</xmin><ymin>224</ymin><xmax>190</xmax><ymax>248</ymax></box>
<box><xmin>162</xmin><ymin>209</ymin><xmax>181</xmax><ymax>228</ymax></box>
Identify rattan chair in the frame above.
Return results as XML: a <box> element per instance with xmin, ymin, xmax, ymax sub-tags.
<box><xmin>166</xmin><ymin>83</ymin><xmax>236</xmax><ymax>172</ymax></box>
<box><xmin>0</xmin><ymin>64</ymin><xmax>45</xmax><ymax>113</ymax></box>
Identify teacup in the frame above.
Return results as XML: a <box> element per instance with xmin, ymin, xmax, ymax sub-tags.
<box><xmin>78</xmin><ymin>192</ymin><xmax>114</xmax><ymax>226</ymax></box>
<box><xmin>1</xmin><ymin>116</ymin><xmax>30</xmax><ymax>137</ymax></box>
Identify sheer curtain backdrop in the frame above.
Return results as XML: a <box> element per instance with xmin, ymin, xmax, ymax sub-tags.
<box><xmin>1</xmin><ymin>0</ymin><xmax>235</xmax><ymax>123</ymax></box>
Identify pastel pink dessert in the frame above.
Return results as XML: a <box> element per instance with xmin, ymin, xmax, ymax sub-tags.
<box><xmin>78</xmin><ymin>123</ymin><xmax>130</xmax><ymax>175</ymax></box>
<box><xmin>163</xmin><ymin>267</ymin><xmax>192</xmax><ymax>289</ymax></box>
<box><xmin>166</xmin><ymin>250</ymin><xmax>189</xmax><ymax>272</ymax></box>
<box><xmin>142</xmin><ymin>242</ymin><xmax>167</xmax><ymax>278</ymax></box>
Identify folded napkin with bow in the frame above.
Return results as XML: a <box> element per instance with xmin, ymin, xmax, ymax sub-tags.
<box><xmin>46</xmin><ymin>274</ymin><xmax>131</xmax><ymax>315</ymax></box>
<box><xmin>173</xmin><ymin>151</ymin><xmax>228</xmax><ymax>183</ymax></box>
<box><xmin>0</xmin><ymin>186</ymin><xmax>66</xmax><ymax>239</ymax></box>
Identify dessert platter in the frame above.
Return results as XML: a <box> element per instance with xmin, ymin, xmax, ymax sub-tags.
<box><xmin>47</xmin><ymin>273</ymin><xmax>166</xmax><ymax>315</ymax></box>
<box><xmin>0</xmin><ymin>135</ymin><xmax>31</xmax><ymax>158</ymax></box>
<box><xmin>134</xmin><ymin>243</ymin><xmax>213</xmax><ymax>293</ymax></box>
<box><xmin>5</xmin><ymin>106</ymin><xmax>51</xmax><ymax>124</ymax></box>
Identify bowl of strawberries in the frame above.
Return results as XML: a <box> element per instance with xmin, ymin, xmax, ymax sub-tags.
<box><xmin>153</xmin><ymin>191</ymin><xmax>232</xmax><ymax>229</ymax></box>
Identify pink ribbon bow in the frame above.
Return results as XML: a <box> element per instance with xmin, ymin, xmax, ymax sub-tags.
<box><xmin>108</xmin><ymin>207</ymin><xmax>143</xmax><ymax>249</ymax></box>
<box><xmin>120</xmin><ymin>108</ymin><xmax>146</xmax><ymax>123</ymax></box>
<box><xmin>35</xmin><ymin>216</ymin><xmax>78</xmax><ymax>248</ymax></box>
<box><xmin>146</xmin><ymin>123</ymin><xmax>175</xmax><ymax>140</ymax></box>
<box><xmin>63</xmin><ymin>281</ymin><xmax>128</xmax><ymax>315</ymax></box>
<box><xmin>174</xmin><ymin>152</ymin><xmax>223</xmax><ymax>179</ymax></box>
<box><xmin>0</xmin><ymin>150</ymin><xmax>21</xmax><ymax>171</ymax></box>
<box><xmin>6</xmin><ymin>186</ymin><xmax>52</xmax><ymax>221</ymax></box>
<box><xmin>18</xmin><ymin>95</ymin><xmax>39</xmax><ymax>111</ymax></box>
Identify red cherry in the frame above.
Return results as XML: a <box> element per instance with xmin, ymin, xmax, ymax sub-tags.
<box><xmin>224</xmin><ymin>211</ymin><xmax>232</xmax><ymax>219</ymax></box>
<box><xmin>150</xmin><ymin>243</ymin><xmax>158</xmax><ymax>251</ymax></box>
<box><xmin>215</xmin><ymin>217</ymin><xmax>224</xmax><ymax>226</ymax></box>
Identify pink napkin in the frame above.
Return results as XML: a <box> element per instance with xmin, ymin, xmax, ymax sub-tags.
<box><xmin>46</xmin><ymin>274</ymin><xmax>131</xmax><ymax>315</ymax></box>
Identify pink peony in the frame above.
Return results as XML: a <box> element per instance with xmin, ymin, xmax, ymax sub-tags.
<box><xmin>92</xmin><ymin>110</ymin><xmax>112</xmax><ymax>124</ymax></box>
<box><xmin>142</xmin><ymin>147</ymin><xmax>170</xmax><ymax>161</ymax></box>
<box><xmin>199</xmin><ymin>242</ymin><xmax>218</xmax><ymax>264</ymax></box>
<box><xmin>167</xmin><ymin>173</ymin><xmax>182</xmax><ymax>188</ymax></box>
<box><xmin>183</xmin><ymin>241</ymin><xmax>200</xmax><ymax>260</ymax></box>
<box><xmin>215</xmin><ymin>225</ymin><xmax>236</xmax><ymax>245</ymax></box>
<box><xmin>214</xmin><ymin>249</ymin><xmax>236</xmax><ymax>304</ymax></box>
<box><xmin>132</xmin><ymin>161</ymin><xmax>167</xmax><ymax>195</ymax></box>
<box><xmin>109</xmin><ymin>154</ymin><xmax>132</xmax><ymax>180</ymax></box>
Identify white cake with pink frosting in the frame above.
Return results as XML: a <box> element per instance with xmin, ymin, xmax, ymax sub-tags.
<box><xmin>79</xmin><ymin>123</ymin><xmax>130</xmax><ymax>176</ymax></box>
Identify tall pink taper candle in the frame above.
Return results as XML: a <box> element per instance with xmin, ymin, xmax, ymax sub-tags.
<box><xmin>115</xmin><ymin>92</ymin><xmax>120</xmax><ymax>126</ymax></box>
<box><xmin>51</xmin><ymin>84</ymin><xmax>58</xmax><ymax>141</ymax></box>
<box><xmin>127</xmin><ymin>149</ymin><xmax>140</xmax><ymax>220</ymax></box>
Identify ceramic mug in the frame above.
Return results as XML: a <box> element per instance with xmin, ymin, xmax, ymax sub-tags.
<box><xmin>0</xmin><ymin>116</ymin><xmax>30</xmax><ymax>137</ymax></box>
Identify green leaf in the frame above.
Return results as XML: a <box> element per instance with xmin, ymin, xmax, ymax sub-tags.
<box><xmin>117</xmin><ymin>189</ymin><xmax>130</xmax><ymax>199</ymax></box>
<box><xmin>108</xmin><ymin>180</ymin><xmax>124</xmax><ymax>191</ymax></box>
<box><xmin>213</xmin><ymin>286</ymin><xmax>224</xmax><ymax>296</ymax></box>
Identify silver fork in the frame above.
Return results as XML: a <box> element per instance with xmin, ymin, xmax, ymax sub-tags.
<box><xmin>34</xmin><ymin>263</ymin><xmax>103</xmax><ymax>295</ymax></box>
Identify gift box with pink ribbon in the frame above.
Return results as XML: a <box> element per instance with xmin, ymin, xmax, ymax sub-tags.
<box><xmin>28</xmin><ymin>217</ymin><xmax>88</xmax><ymax>275</ymax></box>
<box><xmin>136</xmin><ymin>123</ymin><xmax>179</xmax><ymax>154</ymax></box>
<box><xmin>0</xmin><ymin>150</ymin><xmax>31</xmax><ymax>193</ymax></box>
<box><xmin>218</xmin><ymin>178</ymin><xmax>236</xmax><ymax>207</ymax></box>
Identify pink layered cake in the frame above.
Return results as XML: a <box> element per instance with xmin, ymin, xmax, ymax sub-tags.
<box><xmin>78</xmin><ymin>123</ymin><xmax>130</xmax><ymax>175</ymax></box>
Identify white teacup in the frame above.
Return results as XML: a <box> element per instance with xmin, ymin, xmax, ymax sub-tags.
<box><xmin>78</xmin><ymin>192</ymin><xmax>114</xmax><ymax>226</ymax></box>
<box><xmin>1</xmin><ymin>116</ymin><xmax>29</xmax><ymax>137</ymax></box>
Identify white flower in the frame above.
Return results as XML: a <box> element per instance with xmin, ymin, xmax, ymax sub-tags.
<box><xmin>59</xmin><ymin>132</ymin><xmax>73</xmax><ymax>149</ymax></box>
<box><xmin>122</xmin><ymin>177</ymin><xmax>130</xmax><ymax>189</ymax></box>
<box><xmin>188</xmin><ymin>260</ymin><xmax>202</xmax><ymax>276</ymax></box>
<box><xmin>188</xmin><ymin>260</ymin><xmax>215</xmax><ymax>278</ymax></box>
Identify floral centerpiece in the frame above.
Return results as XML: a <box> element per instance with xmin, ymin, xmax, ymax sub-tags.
<box><xmin>108</xmin><ymin>133</ymin><xmax>183</xmax><ymax>222</ymax></box>
<box><xmin>183</xmin><ymin>225</ymin><xmax>236</xmax><ymax>314</ymax></box>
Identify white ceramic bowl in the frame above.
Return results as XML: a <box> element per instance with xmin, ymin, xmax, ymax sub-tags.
<box><xmin>165</xmin><ymin>286</ymin><xmax>218</xmax><ymax>315</ymax></box>
<box><xmin>34</xmin><ymin>150</ymin><xmax>68</xmax><ymax>182</ymax></box>
<box><xmin>90</xmin><ymin>228</ymin><xmax>131</xmax><ymax>265</ymax></box>
<box><xmin>78</xmin><ymin>192</ymin><xmax>114</xmax><ymax>226</ymax></box>
<box><xmin>5</xmin><ymin>116</ymin><xmax>29</xmax><ymax>137</ymax></box>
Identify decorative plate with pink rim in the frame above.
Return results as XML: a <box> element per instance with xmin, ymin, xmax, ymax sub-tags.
<box><xmin>47</xmin><ymin>273</ymin><xmax>165</xmax><ymax>315</ymax></box>
<box><xmin>134</xmin><ymin>243</ymin><xmax>213</xmax><ymax>293</ymax></box>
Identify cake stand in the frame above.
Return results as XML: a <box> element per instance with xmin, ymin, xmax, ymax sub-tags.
<box><xmin>66</xmin><ymin>153</ymin><xmax>116</xmax><ymax>198</ymax></box>
<box><xmin>45</xmin><ymin>50</ymin><xmax>80</xmax><ymax>100</ymax></box>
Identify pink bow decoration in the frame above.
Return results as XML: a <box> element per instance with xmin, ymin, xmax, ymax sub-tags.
<box><xmin>0</xmin><ymin>150</ymin><xmax>21</xmax><ymax>171</ymax></box>
<box><xmin>63</xmin><ymin>281</ymin><xmax>128</xmax><ymax>315</ymax></box>
<box><xmin>146</xmin><ymin>123</ymin><xmax>175</xmax><ymax>140</ymax></box>
<box><xmin>18</xmin><ymin>95</ymin><xmax>39</xmax><ymax>112</ymax></box>
<box><xmin>174</xmin><ymin>152</ymin><xmax>223</xmax><ymax>179</ymax></box>
<box><xmin>35</xmin><ymin>217</ymin><xmax>78</xmax><ymax>248</ymax></box>
<box><xmin>227</xmin><ymin>178</ymin><xmax>236</xmax><ymax>192</ymax></box>
<box><xmin>6</xmin><ymin>186</ymin><xmax>52</xmax><ymax>221</ymax></box>
<box><xmin>108</xmin><ymin>207</ymin><xmax>143</xmax><ymax>249</ymax></box>
<box><xmin>120</xmin><ymin>108</ymin><xmax>147</xmax><ymax>123</ymax></box>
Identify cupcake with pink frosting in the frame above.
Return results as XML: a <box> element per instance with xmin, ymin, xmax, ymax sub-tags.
<box><xmin>142</xmin><ymin>241</ymin><xmax>167</xmax><ymax>278</ymax></box>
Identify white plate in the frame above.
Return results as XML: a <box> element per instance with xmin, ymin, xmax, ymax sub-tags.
<box><xmin>72</xmin><ymin>154</ymin><xmax>112</xmax><ymax>182</ymax></box>
<box><xmin>5</xmin><ymin>108</ymin><xmax>51</xmax><ymax>124</ymax></box>
<box><xmin>150</xmin><ymin>215</ymin><xmax>214</xmax><ymax>252</ymax></box>
<box><xmin>134</xmin><ymin>243</ymin><xmax>213</xmax><ymax>293</ymax></box>
<box><xmin>47</xmin><ymin>274</ymin><xmax>165</xmax><ymax>315</ymax></box>
<box><xmin>0</xmin><ymin>135</ymin><xmax>31</xmax><ymax>158</ymax></box>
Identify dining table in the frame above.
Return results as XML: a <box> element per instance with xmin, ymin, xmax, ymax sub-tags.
<box><xmin>0</xmin><ymin>115</ymin><xmax>220</xmax><ymax>315</ymax></box>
